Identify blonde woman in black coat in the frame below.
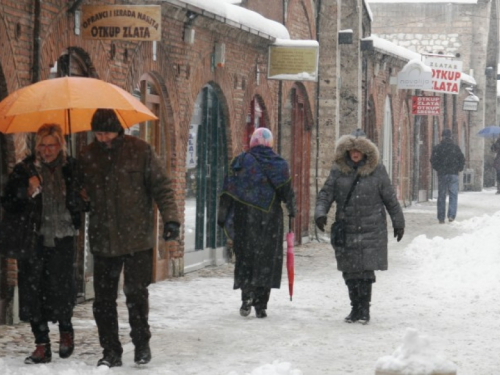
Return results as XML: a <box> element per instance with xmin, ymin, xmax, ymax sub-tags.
<box><xmin>314</xmin><ymin>129</ymin><xmax>405</xmax><ymax>324</ymax></box>
<box><xmin>1</xmin><ymin>124</ymin><xmax>87</xmax><ymax>364</ymax></box>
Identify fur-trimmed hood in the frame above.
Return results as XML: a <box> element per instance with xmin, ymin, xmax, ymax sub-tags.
<box><xmin>333</xmin><ymin>134</ymin><xmax>380</xmax><ymax>176</ymax></box>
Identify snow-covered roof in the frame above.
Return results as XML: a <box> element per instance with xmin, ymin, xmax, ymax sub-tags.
<box><xmin>365</xmin><ymin>35</ymin><xmax>476</xmax><ymax>86</ymax></box>
<box><xmin>162</xmin><ymin>0</ymin><xmax>290</xmax><ymax>40</ymax></box>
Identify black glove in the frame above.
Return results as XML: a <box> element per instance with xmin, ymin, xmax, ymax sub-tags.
<box><xmin>394</xmin><ymin>228</ymin><xmax>404</xmax><ymax>242</ymax></box>
<box><xmin>316</xmin><ymin>216</ymin><xmax>327</xmax><ymax>232</ymax></box>
<box><xmin>163</xmin><ymin>222</ymin><xmax>180</xmax><ymax>241</ymax></box>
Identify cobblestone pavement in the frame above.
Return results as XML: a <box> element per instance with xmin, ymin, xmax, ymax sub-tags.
<box><xmin>0</xmin><ymin>260</ymin><xmax>236</xmax><ymax>364</ymax></box>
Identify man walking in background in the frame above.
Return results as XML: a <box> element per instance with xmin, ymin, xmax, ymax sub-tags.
<box><xmin>80</xmin><ymin>108</ymin><xmax>180</xmax><ymax>367</ymax></box>
<box><xmin>430</xmin><ymin>128</ymin><xmax>465</xmax><ymax>224</ymax></box>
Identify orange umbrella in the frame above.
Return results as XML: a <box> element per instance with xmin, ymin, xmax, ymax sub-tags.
<box><xmin>0</xmin><ymin>77</ymin><xmax>157</xmax><ymax>134</ymax></box>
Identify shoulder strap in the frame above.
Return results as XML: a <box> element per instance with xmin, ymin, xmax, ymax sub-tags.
<box><xmin>341</xmin><ymin>174</ymin><xmax>360</xmax><ymax>213</ymax></box>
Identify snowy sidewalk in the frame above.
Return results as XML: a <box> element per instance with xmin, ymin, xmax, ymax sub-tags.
<box><xmin>0</xmin><ymin>188</ymin><xmax>499</xmax><ymax>375</ymax></box>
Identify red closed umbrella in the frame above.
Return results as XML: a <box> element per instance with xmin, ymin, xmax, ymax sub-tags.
<box><xmin>286</xmin><ymin>216</ymin><xmax>295</xmax><ymax>301</ymax></box>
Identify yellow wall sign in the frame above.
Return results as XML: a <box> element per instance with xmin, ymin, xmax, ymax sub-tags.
<box><xmin>81</xmin><ymin>5</ymin><xmax>161</xmax><ymax>41</ymax></box>
<box><xmin>268</xmin><ymin>46</ymin><xmax>319</xmax><ymax>81</ymax></box>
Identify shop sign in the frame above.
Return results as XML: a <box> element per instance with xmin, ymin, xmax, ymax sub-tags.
<box><xmin>397</xmin><ymin>59</ymin><xmax>433</xmax><ymax>90</ymax></box>
<box><xmin>81</xmin><ymin>5</ymin><xmax>161</xmax><ymax>41</ymax></box>
<box><xmin>268</xmin><ymin>44</ymin><xmax>319</xmax><ymax>81</ymax></box>
<box><xmin>412</xmin><ymin>96</ymin><xmax>441</xmax><ymax>115</ymax></box>
<box><xmin>424</xmin><ymin>57</ymin><xmax>462</xmax><ymax>95</ymax></box>
<box><xmin>186</xmin><ymin>124</ymin><xmax>198</xmax><ymax>169</ymax></box>
<box><xmin>463</xmin><ymin>100</ymin><xmax>478</xmax><ymax>111</ymax></box>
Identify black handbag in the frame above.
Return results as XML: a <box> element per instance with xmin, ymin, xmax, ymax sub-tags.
<box><xmin>330</xmin><ymin>219</ymin><xmax>346</xmax><ymax>247</ymax></box>
<box><xmin>330</xmin><ymin>175</ymin><xmax>359</xmax><ymax>247</ymax></box>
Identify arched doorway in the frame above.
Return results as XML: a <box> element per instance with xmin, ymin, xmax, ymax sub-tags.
<box><xmin>244</xmin><ymin>97</ymin><xmax>267</xmax><ymax>151</ymax></box>
<box><xmin>137</xmin><ymin>73</ymin><xmax>172</xmax><ymax>282</ymax></box>
<box><xmin>281</xmin><ymin>84</ymin><xmax>312</xmax><ymax>243</ymax></box>
<box><xmin>184</xmin><ymin>84</ymin><xmax>228</xmax><ymax>272</ymax></box>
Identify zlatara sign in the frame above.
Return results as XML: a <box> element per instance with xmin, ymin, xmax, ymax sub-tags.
<box><xmin>424</xmin><ymin>57</ymin><xmax>463</xmax><ymax>95</ymax></box>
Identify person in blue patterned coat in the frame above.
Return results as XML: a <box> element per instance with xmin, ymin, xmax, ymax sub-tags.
<box><xmin>218</xmin><ymin>128</ymin><xmax>296</xmax><ymax>319</ymax></box>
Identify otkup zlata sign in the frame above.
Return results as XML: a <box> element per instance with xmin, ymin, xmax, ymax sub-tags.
<box><xmin>82</xmin><ymin>5</ymin><xmax>161</xmax><ymax>41</ymax></box>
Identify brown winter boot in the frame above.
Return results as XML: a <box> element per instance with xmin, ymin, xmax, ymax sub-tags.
<box><xmin>59</xmin><ymin>331</ymin><xmax>74</xmax><ymax>358</ymax></box>
<box><xmin>25</xmin><ymin>343</ymin><xmax>52</xmax><ymax>364</ymax></box>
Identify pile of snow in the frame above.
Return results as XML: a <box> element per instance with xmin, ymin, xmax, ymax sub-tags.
<box><xmin>227</xmin><ymin>360</ymin><xmax>302</xmax><ymax>375</ymax></box>
<box><xmin>404</xmin><ymin>211</ymin><xmax>500</xmax><ymax>298</ymax></box>
<box><xmin>375</xmin><ymin>328</ymin><xmax>457</xmax><ymax>375</ymax></box>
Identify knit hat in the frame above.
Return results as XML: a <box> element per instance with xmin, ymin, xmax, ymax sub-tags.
<box><xmin>351</xmin><ymin>128</ymin><xmax>366</xmax><ymax>138</ymax></box>
<box><xmin>442</xmin><ymin>128</ymin><xmax>452</xmax><ymax>138</ymax></box>
<box><xmin>91</xmin><ymin>109</ymin><xmax>123</xmax><ymax>133</ymax></box>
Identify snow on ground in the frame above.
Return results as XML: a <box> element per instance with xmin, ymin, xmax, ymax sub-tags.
<box><xmin>1</xmin><ymin>189</ymin><xmax>499</xmax><ymax>374</ymax></box>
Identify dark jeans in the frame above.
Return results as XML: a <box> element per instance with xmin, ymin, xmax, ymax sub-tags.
<box><xmin>17</xmin><ymin>236</ymin><xmax>76</xmax><ymax>342</ymax></box>
<box><xmin>92</xmin><ymin>249</ymin><xmax>152</xmax><ymax>356</ymax></box>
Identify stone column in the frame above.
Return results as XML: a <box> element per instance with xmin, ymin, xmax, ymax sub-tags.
<box><xmin>313</xmin><ymin>0</ymin><xmax>341</xmax><ymax>234</ymax></box>
<box><xmin>468</xmin><ymin>0</ymin><xmax>493</xmax><ymax>190</ymax></box>
<box><xmin>339</xmin><ymin>0</ymin><xmax>363</xmax><ymax>136</ymax></box>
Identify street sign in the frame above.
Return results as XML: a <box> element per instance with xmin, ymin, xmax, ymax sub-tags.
<box><xmin>412</xmin><ymin>96</ymin><xmax>441</xmax><ymax>115</ymax></box>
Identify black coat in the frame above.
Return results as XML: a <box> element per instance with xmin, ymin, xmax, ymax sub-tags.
<box><xmin>1</xmin><ymin>155</ymin><xmax>87</xmax><ymax>322</ymax></box>
<box><xmin>430</xmin><ymin>138</ymin><xmax>465</xmax><ymax>176</ymax></box>
<box><xmin>315</xmin><ymin>135</ymin><xmax>405</xmax><ymax>273</ymax></box>
<box><xmin>1</xmin><ymin>155</ymin><xmax>86</xmax><ymax>233</ymax></box>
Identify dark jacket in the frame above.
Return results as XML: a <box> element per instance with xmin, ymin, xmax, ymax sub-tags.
<box><xmin>491</xmin><ymin>138</ymin><xmax>500</xmax><ymax>171</ymax></box>
<box><xmin>1</xmin><ymin>155</ymin><xmax>87</xmax><ymax>322</ymax></box>
<box><xmin>1</xmin><ymin>155</ymin><xmax>86</xmax><ymax>257</ymax></box>
<box><xmin>430</xmin><ymin>138</ymin><xmax>465</xmax><ymax>176</ymax></box>
<box><xmin>80</xmin><ymin>134</ymin><xmax>179</xmax><ymax>257</ymax></box>
<box><xmin>315</xmin><ymin>134</ymin><xmax>405</xmax><ymax>273</ymax></box>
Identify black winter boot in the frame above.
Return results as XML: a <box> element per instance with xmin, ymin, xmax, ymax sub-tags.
<box><xmin>358</xmin><ymin>281</ymin><xmax>372</xmax><ymax>325</ymax></box>
<box><xmin>25</xmin><ymin>343</ymin><xmax>52</xmax><ymax>364</ymax></box>
<box><xmin>134</xmin><ymin>342</ymin><xmax>152</xmax><ymax>365</ymax></box>
<box><xmin>240</xmin><ymin>289</ymin><xmax>253</xmax><ymax>317</ymax></box>
<box><xmin>97</xmin><ymin>351</ymin><xmax>123</xmax><ymax>367</ymax></box>
<box><xmin>59</xmin><ymin>331</ymin><xmax>74</xmax><ymax>358</ymax></box>
<box><xmin>344</xmin><ymin>280</ymin><xmax>360</xmax><ymax>323</ymax></box>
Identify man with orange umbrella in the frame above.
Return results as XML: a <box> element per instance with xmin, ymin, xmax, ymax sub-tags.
<box><xmin>80</xmin><ymin>109</ymin><xmax>180</xmax><ymax>367</ymax></box>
